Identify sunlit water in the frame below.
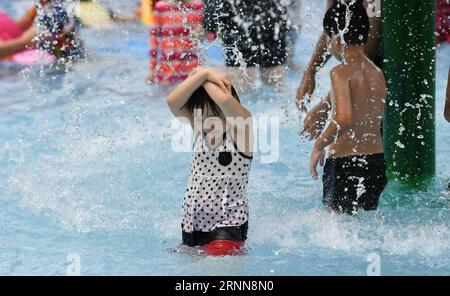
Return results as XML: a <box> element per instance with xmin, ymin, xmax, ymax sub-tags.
<box><xmin>1</xmin><ymin>0</ymin><xmax>450</xmax><ymax>275</ymax></box>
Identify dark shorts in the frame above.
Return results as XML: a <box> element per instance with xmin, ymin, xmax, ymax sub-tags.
<box><xmin>208</xmin><ymin>0</ymin><xmax>288</xmax><ymax>68</ymax></box>
<box><xmin>182</xmin><ymin>222</ymin><xmax>248</xmax><ymax>247</ymax></box>
<box><xmin>323</xmin><ymin>154</ymin><xmax>388</xmax><ymax>215</ymax></box>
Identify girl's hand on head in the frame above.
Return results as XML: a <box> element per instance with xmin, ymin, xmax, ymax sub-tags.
<box><xmin>205</xmin><ymin>68</ymin><xmax>232</xmax><ymax>94</ymax></box>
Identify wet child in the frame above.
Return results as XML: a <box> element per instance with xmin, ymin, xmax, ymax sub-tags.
<box><xmin>309</xmin><ymin>1</ymin><xmax>388</xmax><ymax>215</ymax></box>
<box><xmin>148</xmin><ymin>0</ymin><xmax>204</xmax><ymax>84</ymax></box>
<box><xmin>297</xmin><ymin>0</ymin><xmax>382</xmax><ymax>128</ymax></box>
<box><xmin>167</xmin><ymin>67</ymin><xmax>253</xmax><ymax>256</ymax></box>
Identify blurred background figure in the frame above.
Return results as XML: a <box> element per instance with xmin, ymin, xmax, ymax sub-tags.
<box><xmin>37</xmin><ymin>0</ymin><xmax>85</xmax><ymax>62</ymax></box>
<box><xmin>147</xmin><ymin>0</ymin><xmax>205</xmax><ymax>84</ymax></box>
<box><xmin>0</xmin><ymin>5</ymin><xmax>36</xmax><ymax>59</ymax></box>
<box><xmin>0</xmin><ymin>0</ymin><xmax>85</xmax><ymax>64</ymax></box>
<box><xmin>74</xmin><ymin>0</ymin><xmax>114</xmax><ymax>28</ymax></box>
<box><xmin>204</xmin><ymin>0</ymin><xmax>289</xmax><ymax>92</ymax></box>
<box><xmin>284</xmin><ymin>0</ymin><xmax>302</xmax><ymax>71</ymax></box>
<box><xmin>135</xmin><ymin>0</ymin><xmax>163</xmax><ymax>25</ymax></box>
<box><xmin>73</xmin><ymin>0</ymin><xmax>142</xmax><ymax>28</ymax></box>
<box><xmin>436</xmin><ymin>0</ymin><xmax>450</xmax><ymax>44</ymax></box>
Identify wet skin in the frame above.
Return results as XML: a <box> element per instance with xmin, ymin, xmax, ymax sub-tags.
<box><xmin>309</xmin><ymin>39</ymin><xmax>387</xmax><ymax>178</ymax></box>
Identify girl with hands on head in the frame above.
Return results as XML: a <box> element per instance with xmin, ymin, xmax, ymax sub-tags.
<box><xmin>167</xmin><ymin>67</ymin><xmax>253</xmax><ymax>256</ymax></box>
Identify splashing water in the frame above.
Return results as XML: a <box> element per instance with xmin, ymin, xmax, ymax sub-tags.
<box><xmin>0</xmin><ymin>0</ymin><xmax>450</xmax><ymax>275</ymax></box>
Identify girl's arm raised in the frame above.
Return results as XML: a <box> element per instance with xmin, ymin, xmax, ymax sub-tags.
<box><xmin>167</xmin><ymin>69</ymin><xmax>207</xmax><ymax>120</ymax></box>
<box><xmin>167</xmin><ymin>68</ymin><xmax>231</xmax><ymax>120</ymax></box>
<box><xmin>203</xmin><ymin>75</ymin><xmax>253</xmax><ymax>157</ymax></box>
<box><xmin>202</xmin><ymin>80</ymin><xmax>251</xmax><ymax>120</ymax></box>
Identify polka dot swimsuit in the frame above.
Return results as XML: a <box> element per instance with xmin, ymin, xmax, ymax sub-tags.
<box><xmin>182</xmin><ymin>131</ymin><xmax>252</xmax><ymax>234</ymax></box>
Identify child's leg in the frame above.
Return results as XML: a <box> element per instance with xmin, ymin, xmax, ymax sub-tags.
<box><xmin>227</xmin><ymin>66</ymin><xmax>257</xmax><ymax>94</ymax></box>
<box><xmin>285</xmin><ymin>27</ymin><xmax>300</xmax><ymax>71</ymax></box>
<box><xmin>261</xmin><ymin>66</ymin><xmax>285</xmax><ymax>87</ymax></box>
<box><xmin>203</xmin><ymin>240</ymin><xmax>245</xmax><ymax>256</ymax></box>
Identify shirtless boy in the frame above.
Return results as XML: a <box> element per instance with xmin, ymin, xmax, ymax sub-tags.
<box><xmin>309</xmin><ymin>0</ymin><xmax>388</xmax><ymax>214</ymax></box>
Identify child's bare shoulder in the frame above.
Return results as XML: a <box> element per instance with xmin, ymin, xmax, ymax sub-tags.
<box><xmin>330</xmin><ymin>64</ymin><xmax>352</xmax><ymax>80</ymax></box>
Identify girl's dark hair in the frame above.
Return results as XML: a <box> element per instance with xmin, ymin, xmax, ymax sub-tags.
<box><xmin>323</xmin><ymin>0</ymin><xmax>369</xmax><ymax>45</ymax></box>
<box><xmin>187</xmin><ymin>86</ymin><xmax>240</xmax><ymax>116</ymax></box>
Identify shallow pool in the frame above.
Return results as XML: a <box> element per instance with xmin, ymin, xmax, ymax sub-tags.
<box><xmin>1</xmin><ymin>0</ymin><xmax>450</xmax><ymax>275</ymax></box>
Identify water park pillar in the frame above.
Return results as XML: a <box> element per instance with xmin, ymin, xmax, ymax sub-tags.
<box><xmin>383</xmin><ymin>0</ymin><xmax>436</xmax><ymax>187</ymax></box>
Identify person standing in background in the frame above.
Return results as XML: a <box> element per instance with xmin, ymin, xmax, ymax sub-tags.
<box><xmin>204</xmin><ymin>0</ymin><xmax>289</xmax><ymax>92</ymax></box>
<box><xmin>148</xmin><ymin>0</ymin><xmax>205</xmax><ymax>84</ymax></box>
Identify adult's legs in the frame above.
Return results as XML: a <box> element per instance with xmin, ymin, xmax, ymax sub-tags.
<box><xmin>261</xmin><ymin>65</ymin><xmax>286</xmax><ymax>88</ymax></box>
<box><xmin>227</xmin><ymin>66</ymin><xmax>257</xmax><ymax>94</ymax></box>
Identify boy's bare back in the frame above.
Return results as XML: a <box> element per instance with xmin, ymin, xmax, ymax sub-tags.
<box><xmin>328</xmin><ymin>56</ymin><xmax>387</xmax><ymax>158</ymax></box>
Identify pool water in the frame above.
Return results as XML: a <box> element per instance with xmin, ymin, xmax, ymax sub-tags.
<box><xmin>1</xmin><ymin>0</ymin><xmax>450</xmax><ymax>275</ymax></box>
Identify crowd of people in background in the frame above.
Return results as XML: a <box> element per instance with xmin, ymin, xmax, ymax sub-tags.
<box><xmin>147</xmin><ymin>0</ymin><xmax>301</xmax><ymax>92</ymax></box>
<box><xmin>1</xmin><ymin>0</ymin><xmax>449</xmax><ymax>80</ymax></box>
